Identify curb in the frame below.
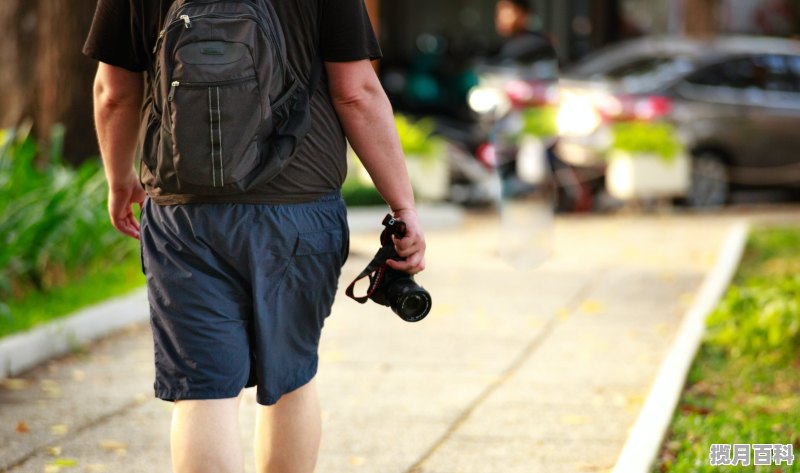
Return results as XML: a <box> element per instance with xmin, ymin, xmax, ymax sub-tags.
<box><xmin>0</xmin><ymin>288</ymin><xmax>149</xmax><ymax>380</ymax></box>
<box><xmin>611</xmin><ymin>221</ymin><xmax>750</xmax><ymax>473</ymax></box>
<box><xmin>0</xmin><ymin>204</ymin><xmax>464</xmax><ymax>381</ymax></box>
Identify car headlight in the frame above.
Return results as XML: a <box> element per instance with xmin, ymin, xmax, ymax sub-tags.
<box><xmin>468</xmin><ymin>86</ymin><xmax>510</xmax><ymax>117</ymax></box>
<box><xmin>556</xmin><ymin>93</ymin><xmax>602</xmax><ymax>137</ymax></box>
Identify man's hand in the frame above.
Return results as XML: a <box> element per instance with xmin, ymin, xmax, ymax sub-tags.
<box><xmin>386</xmin><ymin>209</ymin><xmax>426</xmax><ymax>275</ymax></box>
<box><xmin>108</xmin><ymin>172</ymin><xmax>145</xmax><ymax>239</ymax></box>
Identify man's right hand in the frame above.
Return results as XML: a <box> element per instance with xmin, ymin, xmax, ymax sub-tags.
<box><xmin>386</xmin><ymin>208</ymin><xmax>426</xmax><ymax>275</ymax></box>
<box><xmin>108</xmin><ymin>172</ymin><xmax>146</xmax><ymax>239</ymax></box>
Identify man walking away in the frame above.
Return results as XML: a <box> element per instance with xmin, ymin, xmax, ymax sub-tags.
<box><xmin>84</xmin><ymin>1</ymin><xmax>426</xmax><ymax>472</ymax></box>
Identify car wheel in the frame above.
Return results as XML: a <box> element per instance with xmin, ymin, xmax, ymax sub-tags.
<box><xmin>685</xmin><ymin>153</ymin><xmax>729</xmax><ymax>208</ymax></box>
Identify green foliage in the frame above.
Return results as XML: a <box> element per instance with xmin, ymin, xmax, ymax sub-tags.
<box><xmin>519</xmin><ymin>106</ymin><xmax>558</xmax><ymax>138</ymax></box>
<box><xmin>654</xmin><ymin>226</ymin><xmax>800</xmax><ymax>472</ymax></box>
<box><xmin>0</xmin><ymin>126</ymin><xmax>133</xmax><ymax>325</ymax></box>
<box><xmin>705</xmin><ymin>227</ymin><xmax>800</xmax><ymax>364</ymax></box>
<box><xmin>341</xmin><ymin>176</ymin><xmax>384</xmax><ymax>207</ymax></box>
<box><xmin>610</xmin><ymin>122</ymin><xmax>683</xmax><ymax>161</ymax></box>
<box><xmin>705</xmin><ymin>277</ymin><xmax>800</xmax><ymax>363</ymax></box>
<box><xmin>0</xmin><ymin>246</ymin><xmax>143</xmax><ymax>338</ymax></box>
<box><xmin>394</xmin><ymin>115</ymin><xmax>445</xmax><ymax>162</ymax></box>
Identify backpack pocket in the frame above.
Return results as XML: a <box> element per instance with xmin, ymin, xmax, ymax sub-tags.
<box><xmin>169</xmin><ymin>76</ymin><xmax>262</xmax><ymax>188</ymax></box>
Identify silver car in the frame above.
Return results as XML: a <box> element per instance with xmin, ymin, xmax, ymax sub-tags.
<box><xmin>556</xmin><ymin>36</ymin><xmax>800</xmax><ymax>207</ymax></box>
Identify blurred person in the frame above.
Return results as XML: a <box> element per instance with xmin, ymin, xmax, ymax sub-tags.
<box><xmin>83</xmin><ymin>1</ymin><xmax>426</xmax><ymax>472</ymax></box>
<box><xmin>494</xmin><ymin>0</ymin><xmax>557</xmax><ymax>65</ymax></box>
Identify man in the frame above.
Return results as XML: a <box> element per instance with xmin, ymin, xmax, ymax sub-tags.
<box><xmin>494</xmin><ymin>0</ymin><xmax>557</xmax><ymax>65</ymax></box>
<box><xmin>84</xmin><ymin>1</ymin><xmax>426</xmax><ymax>472</ymax></box>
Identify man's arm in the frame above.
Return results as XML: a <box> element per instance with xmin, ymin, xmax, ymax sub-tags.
<box><xmin>93</xmin><ymin>62</ymin><xmax>146</xmax><ymax>239</ymax></box>
<box><xmin>326</xmin><ymin>60</ymin><xmax>426</xmax><ymax>274</ymax></box>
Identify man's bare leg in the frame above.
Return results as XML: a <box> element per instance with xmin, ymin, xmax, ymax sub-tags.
<box><xmin>171</xmin><ymin>391</ymin><xmax>246</xmax><ymax>473</ymax></box>
<box><xmin>254</xmin><ymin>378</ymin><xmax>321</xmax><ymax>473</ymax></box>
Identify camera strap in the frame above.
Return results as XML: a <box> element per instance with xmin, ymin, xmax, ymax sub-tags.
<box><xmin>345</xmin><ymin>246</ymin><xmax>392</xmax><ymax>303</ymax></box>
<box><xmin>345</xmin><ymin>223</ymin><xmax>398</xmax><ymax>304</ymax></box>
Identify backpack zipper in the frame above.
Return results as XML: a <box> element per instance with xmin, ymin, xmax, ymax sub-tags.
<box><xmin>154</xmin><ymin>8</ymin><xmax>281</xmax><ymax>71</ymax></box>
<box><xmin>168</xmin><ymin>75</ymin><xmax>257</xmax><ymax>102</ymax></box>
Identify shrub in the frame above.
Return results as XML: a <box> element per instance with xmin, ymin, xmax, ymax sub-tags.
<box><xmin>609</xmin><ymin>122</ymin><xmax>683</xmax><ymax>161</ymax></box>
<box><xmin>0</xmin><ymin>126</ymin><xmax>132</xmax><ymax>319</ymax></box>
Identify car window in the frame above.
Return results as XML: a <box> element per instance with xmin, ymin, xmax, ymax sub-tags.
<box><xmin>754</xmin><ymin>54</ymin><xmax>796</xmax><ymax>92</ymax></box>
<box><xmin>686</xmin><ymin>57</ymin><xmax>762</xmax><ymax>89</ymax></box>
<box><xmin>789</xmin><ymin>55</ymin><xmax>800</xmax><ymax>91</ymax></box>
<box><xmin>581</xmin><ymin>55</ymin><xmax>693</xmax><ymax>93</ymax></box>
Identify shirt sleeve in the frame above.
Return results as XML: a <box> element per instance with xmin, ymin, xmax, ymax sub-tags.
<box><xmin>319</xmin><ymin>0</ymin><xmax>382</xmax><ymax>62</ymax></box>
<box><xmin>82</xmin><ymin>0</ymin><xmax>146</xmax><ymax>72</ymax></box>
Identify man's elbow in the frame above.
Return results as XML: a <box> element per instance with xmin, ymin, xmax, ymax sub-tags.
<box><xmin>94</xmin><ymin>79</ymin><xmax>139</xmax><ymax>109</ymax></box>
<box><xmin>93</xmin><ymin>64</ymin><xmax>144</xmax><ymax>110</ymax></box>
<box><xmin>329</xmin><ymin>78</ymin><xmax>385</xmax><ymax>111</ymax></box>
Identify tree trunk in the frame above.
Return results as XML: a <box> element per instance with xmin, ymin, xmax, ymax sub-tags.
<box><xmin>684</xmin><ymin>0</ymin><xmax>721</xmax><ymax>38</ymax></box>
<box><xmin>0</xmin><ymin>0</ymin><xmax>38</xmax><ymax>130</ymax></box>
<box><xmin>36</xmin><ymin>0</ymin><xmax>99</xmax><ymax>165</ymax></box>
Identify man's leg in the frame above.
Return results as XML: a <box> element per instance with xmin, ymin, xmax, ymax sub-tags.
<box><xmin>254</xmin><ymin>378</ymin><xmax>321</xmax><ymax>473</ymax></box>
<box><xmin>171</xmin><ymin>391</ymin><xmax>246</xmax><ymax>473</ymax></box>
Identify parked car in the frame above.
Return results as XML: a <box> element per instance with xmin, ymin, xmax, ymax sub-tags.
<box><xmin>556</xmin><ymin>36</ymin><xmax>800</xmax><ymax>207</ymax></box>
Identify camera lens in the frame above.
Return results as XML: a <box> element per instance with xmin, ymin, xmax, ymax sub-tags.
<box><xmin>395</xmin><ymin>291</ymin><xmax>432</xmax><ymax>322</ymax></box>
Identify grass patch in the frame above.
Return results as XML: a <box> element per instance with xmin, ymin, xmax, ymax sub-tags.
<box><xmin>0</xmin><ymin>240</ymin><xmax>144</xmax><ymax>338</ymax></box>
<box><xmin>654</xmin><ymin>226</ymin><xmax>800</xmax><ymax>472</ymax></box>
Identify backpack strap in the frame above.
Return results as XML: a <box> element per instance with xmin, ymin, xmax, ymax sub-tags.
<box><xmin>307</xmin><ymin>52</ymin><xmax>324</xmax><ymax>96</ymax></box>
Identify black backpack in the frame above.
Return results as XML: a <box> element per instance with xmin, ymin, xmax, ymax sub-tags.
<box><xmin>140</xmin><ymin>0</ymin><xmax>321</xmax><ymax>195</ymax></box>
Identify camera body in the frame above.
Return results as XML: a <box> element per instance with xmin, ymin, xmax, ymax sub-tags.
<box><xmin>346</xmin><ymin>215</ymin><xmax>432</xmax><ymax>322</ymax></box>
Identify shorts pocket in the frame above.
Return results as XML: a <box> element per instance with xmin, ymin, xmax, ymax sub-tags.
<box><xmin>295</xmin><ymin>229</ymin><xmax>343</xmax><ymax>256</ymax></box>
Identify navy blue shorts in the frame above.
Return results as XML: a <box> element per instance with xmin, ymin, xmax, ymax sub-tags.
<box><xmin>140</xmin><ymin>192</ymin><xmax>349</xmax><ymax>406</ymax></box>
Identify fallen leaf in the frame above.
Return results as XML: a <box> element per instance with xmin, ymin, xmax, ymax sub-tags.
<box><xmin>47</xmin><ymin>446</ymin><xmax>62</xmax><ymax>456</ymax></box>
<box><xmin>50</xmin><ymin>424</ymin><xmax>69</xmax><ymax>435</ymax></box>
<box><xmin>579</xmin><ymin>300</ymin><xmax>604</xmax><ymax>315</ymax></box>
<box><xmin>99</xmin><ymin>439</ymin><xmax>127</xmax><ymax>455</ymax></box>
<box><xmin>45</xmin><ymin>457</ymin><xmax>78</xmax><ymax>471</ymax></box>
<box><xmin>71</xmin><ymin>370</ymin><xmax>86</xmax><ymax>382</ymax></box>
<box><xmin>99</xmin><ymin>440</ymin><xmax>127</xmax><ymax>451</ymax></box>
<box><xmin>562</xmin><ymin>414</ymin><xmax>591</xmax><ymax>425</ymax></box>
<box><xmin>40</xmin><ymin>379</ymin><xmax>62</xmax><ymax>397</ymax></box>
<box><xmin>3</xmin><ymin>378</ymin><xmax>31</xmax><ymax>390</ymax></box>
<box><xmin>349</xmin><ymin>456</ymin><xmax>366</xmax><ymax>466</ymax></box>
<box><xmin>16</xmin><ymin>420</ymin><xmax>30</xmax><ymax>434</ymax></box>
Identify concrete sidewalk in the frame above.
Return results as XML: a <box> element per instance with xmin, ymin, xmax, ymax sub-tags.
<box><xmin>1</xmin><ymin>211</ymin><xmax>741</xmax><ymax>473</ymax></box>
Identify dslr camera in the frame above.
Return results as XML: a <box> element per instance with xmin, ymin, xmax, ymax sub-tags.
<box><xmin>346</xmin><ymin>214</ymin><xmax>432</xmax><ymax>322</ymax></box>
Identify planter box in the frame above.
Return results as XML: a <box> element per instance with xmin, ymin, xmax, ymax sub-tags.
<box><xmin>406</xmin><ymin>154</ymin><xmax>449</xmax><ymax>202</ymax></box>
<box><xmin>606</xmin><ymin>151</ymin><xmax>690</xmax><ymax>200</ymax></box>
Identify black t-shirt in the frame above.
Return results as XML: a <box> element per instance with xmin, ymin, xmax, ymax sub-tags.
<box><xmin>83</xmin><ymin>0</ymin><xmax>382</xmax><ymax>204</ymax></box>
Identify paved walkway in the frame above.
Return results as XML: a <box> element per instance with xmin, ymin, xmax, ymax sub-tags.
<box><xmin>1</xmin><ymin>210</ymin><xmax>747</xmax><ymax>473</ymax></box>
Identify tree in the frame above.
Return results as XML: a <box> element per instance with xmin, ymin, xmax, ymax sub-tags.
<box><xmin>684</xmin><ymin>0</ymin><xmax>721</xmax><ymax>38</ymax></box>
<box><xmin>0</xmin><ymin>0</ymin><xmax>99</xmax><ymax>165</ymax></box>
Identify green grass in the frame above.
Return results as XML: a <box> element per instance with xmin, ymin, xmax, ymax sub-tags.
<box><xmin>0</xmin><ymin>240</ymin><xmax>145</xmax><ymax>338</ymax></box>
<box><xmin>654</xmin><ymin>226</ymin><xmax>800</xmax><ymax>472</ymax></box>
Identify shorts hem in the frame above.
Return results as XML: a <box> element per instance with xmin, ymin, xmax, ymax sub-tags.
<box><xmin>256</xmin><ymin>359</ymin><xmax>319</xmax><ymax>406</ymax></box>
<box><xmin>154</xmin><ymin>388</ymin><xmax>245</xmax><ymax>403</ymax></box>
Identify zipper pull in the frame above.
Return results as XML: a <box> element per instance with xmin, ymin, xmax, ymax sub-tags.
<box><xmin>180</xmin><ymin>14</ymin><xmax>191</xmax><ymax>28</ymax></box>
<box><xmin>152</xmin><ymin>30</ymin><xmax>165</xmax><ymax>54</ymax></box>
<box><xmin>168</xmin><ymin>81</ymin><xmax>180</xmax><ymax>102</ymax></box>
